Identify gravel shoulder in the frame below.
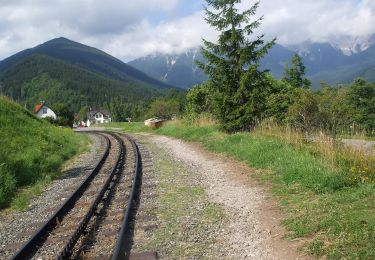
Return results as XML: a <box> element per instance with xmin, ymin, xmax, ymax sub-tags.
<box><xmin>136</xmin><ymin>133</ymin><xmax>312</xmax><ymax>259</ymax></box>
<box><xmin>341</xmin><ymin>139</ymin><xmax>375</xmax><ymax>153</ymax></box>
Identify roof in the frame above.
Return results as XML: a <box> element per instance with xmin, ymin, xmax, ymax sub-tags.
<box><xmin>34</xmin><ymin>102</ymin><xmax>48</xmax><ymax>113</ymax></box>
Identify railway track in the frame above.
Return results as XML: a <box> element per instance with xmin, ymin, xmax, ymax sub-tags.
<box><xmin>9</xmin><ymin>131</ymin><xmax>142</xmax><ymax>259</ymax></box>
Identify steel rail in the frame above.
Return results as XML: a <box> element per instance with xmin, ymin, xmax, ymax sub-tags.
<box><xmin>11</xmin><ymin>132</ymin><xmax>111</xmax><ymax>260</ymax></box>
<box><xmin>57</xmin><ymin>132</ymin><xmax>125</xmax><ymax>259</ymax></box>
<box><xmin>112</xmin><ymin>134</ymin><xmax>141</xmax><ymax>260</ymax></box>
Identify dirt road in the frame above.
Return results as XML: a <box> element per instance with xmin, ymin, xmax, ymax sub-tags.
<box><xmin>135</xmin><ymin>133</ymin><xmax>311</xmax><ymax>259</ymax></box>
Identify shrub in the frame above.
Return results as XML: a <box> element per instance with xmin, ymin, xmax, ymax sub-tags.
<box><xmin>0</xmin><ymin>164</ymin><xmax>16</xmax><ymax>208</ymax></box>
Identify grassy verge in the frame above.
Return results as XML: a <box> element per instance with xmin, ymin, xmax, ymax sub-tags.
<box><xmin>137</xmin><ymin>137</ymin><xmax>225</xmax><ymax>258</ymax></box>
<box><xmin>110</xmin><ymin>120</ymin><xmax>375</xmax><ymax>259</ymax></box>
<box><xmin>0</xmin><ymin>96</ymin><xmax>88</xmax><ymax>210</ymax></box>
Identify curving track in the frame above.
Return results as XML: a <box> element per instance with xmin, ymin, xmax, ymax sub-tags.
<box><xmin>9</xmin><ymin>131</ymin><xmax>142</xmax><ymax>260</ymax></box>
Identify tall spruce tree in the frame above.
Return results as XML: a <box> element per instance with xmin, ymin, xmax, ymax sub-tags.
<box><xmin>283</xmin><ymin>53</ymin><xmax>311</xmax><ymax>89</ymax></box>
<box><xmin>197</xmin><ymin>0</ymin><xmax>275</xmax><ymax>132</ymax></box>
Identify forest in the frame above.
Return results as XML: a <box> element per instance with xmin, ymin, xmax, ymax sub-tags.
<box><xmin>176</xmin><ymin>0</ymin><xmax>375</xmax><ymax>137</ymax></box>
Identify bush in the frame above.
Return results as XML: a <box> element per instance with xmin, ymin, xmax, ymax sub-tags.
<box><xmin>0</xmin><ymin>164</ymin><xmax>16</xmax><ymax>208</ymax></box>
<box><xmin>146</xmin><ymin>98</ymin><xmax>181</xmax><ymax>119</ymax></box>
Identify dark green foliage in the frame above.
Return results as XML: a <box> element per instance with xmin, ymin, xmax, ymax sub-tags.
<box><xmin>186</xmin><ymin>82</ymin><xmax>213</xmax><ymax>115</ymax></box>
<box><xmin>197</xmin><ymin>0</ymin><xmax>275</xmax><ymax>132</ymax></box>
<box><xmin>264</xmin><ymin>75</ymin><xmax>295</xmax><ymax>123</ymax></box>
<box><xmin>264</xmin><ymin>54</ymin><xmax>314</xmax><ymax>128</ymax></box>
<box><xmin>78</xmin><ymin>106</ymin><xmax>89</xmax><ymax>122</ymax></box>
<box><xmin>264</xmin><ymin>54</ymin><xmax>375</xmax><ymax>135</ymax></box>
<box><xmin>347</xmin><ymin>78</ymin><xmax>375</xmax><ymax>131</ymax></box>
<box><xmin>147</xmin><ymin>98</ymin><xmax>181</xmax><ymax>119</ymax></box>
<box><xmin>312</xmin><ymin>78</ymin><xmax>375</xmax><ymax>135</ymax></box>
<box><xmin>283</xmin><ymin>54</ymin><xmax>311</xmax><ymax>88</ymax></box>
<box><xmin>110</xmin><ymin>97</ymin><xmax>133</xmax><ymax>122</ymax></box>
<box><xmin>287</xmin><ymin>88</ymin><xmax>319</xmax><ymax>133</ymax></box>
<box><xmin>0</xmin><ymin>163</ymin><xmax>16</xmax><ymax>208</ymax></box>
<box><xmin>53</xmin><ymin>103</ymin><xmax>75</xmax><ymax>127</ymax></box>
<box><xmin>0</xmin><ymin>96</ymin><xmax>83</xmax><ymax>208</ymax></box>
<box><xmin>316</xmin><ymin>85</ymin><xmax>357</xmax><ymax>136</ymax></box>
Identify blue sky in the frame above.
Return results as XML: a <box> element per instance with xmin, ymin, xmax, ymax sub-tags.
<box><xmin>0</xmin><ymin>0</ymin><xmax>374</xmax><ymax>61</ymax></box>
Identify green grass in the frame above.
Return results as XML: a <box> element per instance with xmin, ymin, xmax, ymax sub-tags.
<box><xmin>105</xmin><ymin>122</ymin><xmax>151</xmax><ymax>133</ymax></box>
<box><xmin>0</xmin><ymin>96</ymin><xmax>87</xmax><ymax>210</ymax></box>
<box><xmin>112</xmin><ymin>120</ymin><xmax>375</xmax><ymax>259</ymax></box>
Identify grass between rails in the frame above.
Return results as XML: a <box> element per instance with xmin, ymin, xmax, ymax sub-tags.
<box><xmin>0</xmin><ymin>96</ymin><xmax>88</xmax><ymax>210</ymax></box>
<box><xmin>136</xmin><ymin>136</ymin><xmax>225</xmax><ymax>258</ymax></box>
<box><xmin>109</xmin><ymin>121</ymin><xmax>375</xmax><ymax>259</ymax></box>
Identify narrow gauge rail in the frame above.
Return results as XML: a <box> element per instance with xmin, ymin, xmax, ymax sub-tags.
<box><xmin>11</xmin><ymin>132</ymin><xmax>142</xmax><ymax>260</ymax></box>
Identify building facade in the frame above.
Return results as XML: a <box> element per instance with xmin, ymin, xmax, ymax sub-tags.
<box><xmin>34</xmin><ymin>102</ymin><xmax>57</xmax><ymax>120</ymax></box>
<box><xmin>86</xmin><ymin>110</ymin><xmax>111</xmax><ymax>126</ymax></box>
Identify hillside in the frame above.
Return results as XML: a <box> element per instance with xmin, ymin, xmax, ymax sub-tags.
<box><xmin>0</xmin><ymin>96</ymin><xmax>83</xmax><ymax>209</ymax></box>
<box><xmin>0</xmin><ymin>38</ymin><xmax>178</xmax><ymax>112</ymax></box>
<box><xmin>0</xmin><ymin>37</ymin><xmax>172</xmax><ymax>89</ymax></box>
<box><xmin>128</xmin><ymin>42</ymin><xmax>375</xmax><ymax>89</ymax></box>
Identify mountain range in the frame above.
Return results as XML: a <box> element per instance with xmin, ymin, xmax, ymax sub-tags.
<box><xmin>128</xmin><ymin>49</ymin><xmax>207</xmax><ymax>89</ymax></box>
<box><xmin>1</xmin><ymin>36</ymin><xmax>374</xmax><ymax>113</ymax></box>
<box><xmin>0</xmin><ymin>37</ymin><xmax>178</xmax><ymax>112</ymax></box>
<box><xmin>128</xmin><ymin>36</ymin><xmax>375</xmax><ymax>89</ymax></box>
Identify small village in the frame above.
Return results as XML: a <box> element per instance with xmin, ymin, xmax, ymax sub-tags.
<box><xmin>33</xmin><ymin>101</ymin><xmax>112</xmax><ymax>127</ymax></box>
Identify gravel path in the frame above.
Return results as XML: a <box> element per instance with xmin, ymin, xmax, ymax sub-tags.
<box><xmin>146</xmin><ymin>134</ymin><xmax>311</xmax><ymax>259</ymax></box>
<box><xmin>342</xmin><ymin>139</ymin><xmax>375</xmax><ymax>153</ymax></box>
<box><xmin>0</xmin><ymin>133</ymin><xmax>105</xmax><ymax>259</ymax></box>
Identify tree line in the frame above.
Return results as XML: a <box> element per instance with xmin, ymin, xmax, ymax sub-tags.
<box><xmin>182</xmin><ymin>0</ymin><xmax>375</xmax><ymax>136</ymax></box>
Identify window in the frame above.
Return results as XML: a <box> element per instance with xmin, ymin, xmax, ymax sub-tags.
<box><xmin>42</xmin><ymin>107</ymin><xmax>47</xmax><ymax>114</ymax></box>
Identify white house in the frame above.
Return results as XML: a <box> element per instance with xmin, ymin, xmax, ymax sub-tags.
<box><xmin>34</xmin><ymin>102</ymin><xmax>57</xmax><ymax>120</ymax></box>
<box><xmin>86</xmin><ymin>109</ymin><xmax>111</xmax><ymax>127</ymax></box>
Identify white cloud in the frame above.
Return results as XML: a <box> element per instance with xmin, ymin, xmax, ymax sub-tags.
<box><xmin>0</xmin><ymin>0</ymin><xmax>374</xmax><ymax>61</ymax></box>
<box><xmin>257</xmin><ymin>0</ymin><xmax>375</xmax><ymax>44</ymax></box>
<box><xmin>101</xmin><ymin>11</ymin><xmax>216</xmax><ymax>60</ymax></box>
<box><xmin>0</xmin><ymin>0</ymin><xmax>180</xmax><ymax>59</ymax></box>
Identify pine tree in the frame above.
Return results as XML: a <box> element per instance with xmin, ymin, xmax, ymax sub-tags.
<box><xmin>197</xmin><ymin>0</ymin><xmax>275</xmax><ymax>132</ymax></box>
<box><xmin>283</xmin><ymin>53</ymin><xmax>311</xmax><ymax>89</ymax></box>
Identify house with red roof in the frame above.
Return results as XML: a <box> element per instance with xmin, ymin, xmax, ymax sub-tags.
<box><xmin>34</xmin><ymin>101</ymin><xmax>57</xmax><ymax>120</ymax></box>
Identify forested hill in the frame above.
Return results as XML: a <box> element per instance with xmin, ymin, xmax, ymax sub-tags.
<box><xmin>0</xmin><ymin>37</ymin><xmax>172</xmax><ymax>89</ymax></box>
<box><xmin>0</xmin><ymin>38</ymin><xmax>179</xmax><ymax>113</ymax></box>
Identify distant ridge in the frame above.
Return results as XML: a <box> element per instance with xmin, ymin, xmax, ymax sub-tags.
<box><xmin>128</xmin><ymin>48</ymin><xmax>207</xmax><ymax>89</ymax></box>
<box><xmin>128</xmin><ymin>40</ymin><xmax>375</xmax><ymax>88</ymax></box>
